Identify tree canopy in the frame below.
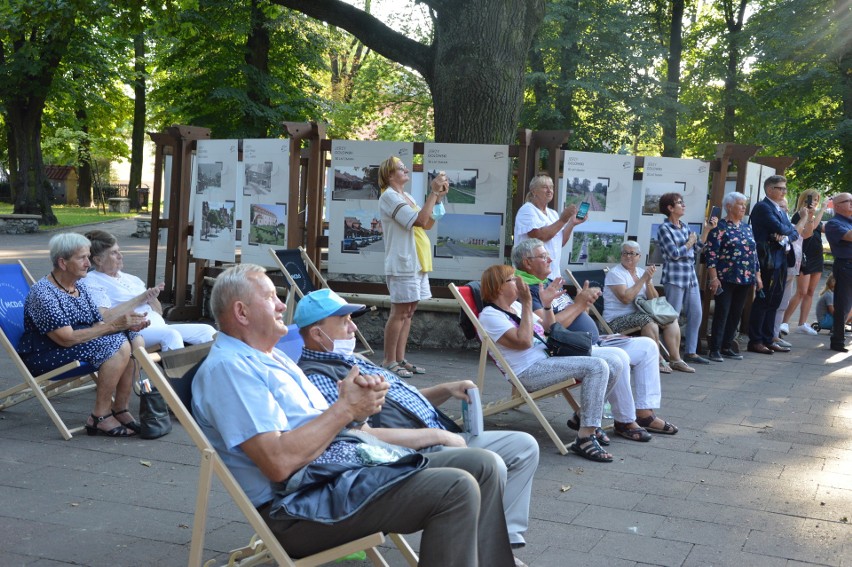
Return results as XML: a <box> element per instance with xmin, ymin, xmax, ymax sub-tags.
<box><xmin>0</xmin><ymin>0</ymin><xmax>849</xmax><ymax>224</ymax></box>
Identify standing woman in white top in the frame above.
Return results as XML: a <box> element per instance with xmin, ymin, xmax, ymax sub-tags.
<box><xmin>513</xmin><ymin>173</ymin><xmax>585</xmax><ymax>280</ymax></box>
<box><xmin>377</xmin><ymin>156</ymin><xmax>448</xmax><ymax>378</ymax></box>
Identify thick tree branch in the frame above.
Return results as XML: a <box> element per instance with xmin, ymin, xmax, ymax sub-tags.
<box><xmin>272</xmin><ymin>0</ymin><xmax>433</xmax><ymax>78</ymax></box>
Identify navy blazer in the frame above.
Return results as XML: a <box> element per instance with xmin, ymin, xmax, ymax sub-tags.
<box><xmin>750</xmin><ymin>197</ymin><xmax>798</xmax><ymax>269</ymax></box>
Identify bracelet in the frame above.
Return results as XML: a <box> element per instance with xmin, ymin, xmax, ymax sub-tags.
<box><xmin>542</xmin><ymin>306</ymin><xmax>552</xmax><ymax>311</ymax></box>
<box><xmin>350</xmin><ymin>419</ymin><xmax>368</xmax><ymax>428</ymax></box>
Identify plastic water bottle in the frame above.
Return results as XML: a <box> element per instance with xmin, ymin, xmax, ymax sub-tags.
<box><xmin>603</xmin><ymin>401</ymin><xmax>613</xmax><ymax>419</ymax></box>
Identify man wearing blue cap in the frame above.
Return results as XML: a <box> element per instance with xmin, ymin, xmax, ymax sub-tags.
<box><xmin>191</xmin><ymin>265</ymin><xmax>514</xmax><ymax>567</ymax></box>
<box><xmin>295</xmin><ymin>288</ymin><xmax>539</xmax><ymax>558</ymax></box>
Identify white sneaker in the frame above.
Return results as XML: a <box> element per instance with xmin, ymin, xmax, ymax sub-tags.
<box><xmin>796</xmin><ymin>324</ymin><xmax>818</xmax><ymax>335</ymax></box>
<box><xmin>779</xmin><ymin>323</ymin><xmax>790</xmax><ymax>335</ymax></box>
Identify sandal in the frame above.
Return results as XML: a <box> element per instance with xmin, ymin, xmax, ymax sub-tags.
<box><xmin>613</xmin><ymin>421</ymin><xmax>652</xmax><ymax>442</ymax></box>
<box><xmin>399</xmin><ymin>359</ymin><xmax>426</xmax><ymax>374</ymax></box>
<box><xmin>635</xmin><ymin>413</ymin><xmax>678</xmax><ymax>435</ymax></box>
<box><xmin>566</xmin><ymin>413</ymin><xmax>610</xmax><ymax>445</ymax></box>
<box><xmin>669</xmin><ymin>360</ymin><xmax>695</xmax><ymax>373</ymax></box>
<box><xmin>112</xmin><ymin>409</ymin><xmax>141</xmax><ymax>433</ymax></box>
<box><xmin>85</xmin><ymin>413</ymin><xmax>136</xmax><ymax>437</ymax></box>
<box><xmin>659</xmin><ymin>361</ymin><xmax>673</xmax><ymax>374</ymax></box>
<box><xmin>382</xmin><ymin>362</ymin><xmax>413</xmax><ymax>379</ymax></box>
<box><xmin>569</xmin><ymin>436</ymin><xmax>613</xmax><ymax>462</ymax></box>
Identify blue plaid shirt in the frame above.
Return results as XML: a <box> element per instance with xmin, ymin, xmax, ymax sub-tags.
<box><xmin>658</xmin><ymin>219</ymin><xmax>702</xmax><ymax>288</ymax></box>
<box><xmin>300</xmin><ymin>348</ymin><xmax>444</xmax><ymax>430</ymax></box>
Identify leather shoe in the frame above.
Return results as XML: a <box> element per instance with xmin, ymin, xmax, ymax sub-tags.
<box><xmin>720</xmin><ymin>349</ymin><xmax>744</xmax><ymax>360</ymax></box>
<box><xmin>769</xmin><ymin>343</ymin><xmax>791</xmax><ymax>352</ymax></box>
<box><xmin>830</xmin><ymin>344</ymin><xmax>849</xmax><ymax>353</ymax></box>
<box><xmin>747</xmin><ymin>343</ymin><xmax>773</xmax><ymax>354</ymax></box>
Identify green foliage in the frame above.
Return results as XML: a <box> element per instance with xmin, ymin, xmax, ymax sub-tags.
<box><xmin>149</xmin><ymin>0</ymin><xmax>325</xmax><ymax>138</ymax></box>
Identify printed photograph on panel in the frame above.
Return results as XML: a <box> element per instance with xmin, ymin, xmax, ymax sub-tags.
<box><xmin>564</xmin><ymin>176</ymin><xmax>608</xmax><ymax>212</ymax></box>
<box><xmin>427</xmin><ymin>169</ymin><xmax>478</xmax><ymax>204</ymax></box>
<box><xmin>647</xmin><ymin>222</ymin><xmax>703</xmax><ymax>265</ymax></box>
<box><xmin>196</xmin><ymin>162</ymin><xmax>223</xmax><ymax>194</ymax></box>
<box><xmin>642</xmin><ymin>181</ymin><xmax>685</xmax><ymax>215</ymax></box>
<box><xmin>434</xmin><ymin>213</ymin><xmax>501</xmax><ymax>258</ymax></box>
<box><xmin>248</xmin><ymin>203</ymin><xmax>286</xmax><ymax>246</ymax></box>
<box><xmin>200</xmin><ymin>200</ymin><xmax>235</xmax><ymax>241</ymax></box>
<box><xmin>568</xmin><ymin>220</ymin><xmax>626</xmax><ymax>264</ymax></box>
<box><xmin>243</xmin><ymin>162</ymin><xmax>274</xmax><ymax>196</ymax></box>
<box><xmin>341</xmin><ymin>209</ymin><xmax>384</xmax><ymax>254</ymax></box>
<box><xmin>332</xmin><ymin>166</ymin><xmax>380</xmax><ymax>200</ymax></box>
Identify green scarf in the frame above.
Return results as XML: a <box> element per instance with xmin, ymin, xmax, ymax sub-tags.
<box><xmin>514</xmin><ymin>269</ymin><xmax>548</xmax><ymax>286</ymax></box>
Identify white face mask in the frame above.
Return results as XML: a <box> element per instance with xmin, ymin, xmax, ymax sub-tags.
<box><xmin>319</xmin><ymin>328</ymin><xmax>357</xmax><ymax>356</ymax></box>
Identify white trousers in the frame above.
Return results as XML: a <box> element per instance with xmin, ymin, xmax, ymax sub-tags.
<box><xmin>141</xmin><ymin>312</ymin><xmax>216</xmax><ymax>351</ymax></box>
<box><xmin>592</xmin><ymin>336</ymin><xmax>661</xmax><ymax>423</ymax></box>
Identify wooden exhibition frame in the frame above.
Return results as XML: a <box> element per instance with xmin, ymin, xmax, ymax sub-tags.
<box><xmin>146</xmin><ymin>126</ymin><xmax>793</xmax><ymax>346</ymax></box>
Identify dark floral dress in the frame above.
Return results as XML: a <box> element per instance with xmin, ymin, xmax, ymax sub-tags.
<box><xmin>705</xmin><ymin>219</ymin><xmax>759</xmax><ymax>285</ymax></box>
<box><xmin>19</xmin><ymin>278</ymin><xmax>133</xmax><ymax>375</ymax></box>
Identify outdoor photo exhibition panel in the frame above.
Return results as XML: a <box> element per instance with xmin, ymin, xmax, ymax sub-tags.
<box><xmin>192</xmin><ymin>139</ymin><xmax>239</xmax><ymax>263</ymax></box>
<box><xmin>423</xmin><ymin>143</ymin><xmax>509</xmax><ymax>280</ymax></box>
<box><xmin>559</xmin><ymin>151</ymin><xmax>636</xmax><ymax>274</ymax></box>
<box><xmin>636</xmin><ymin>156</ymin><xmax>711</xmax><ymax>282</ymax></box>
<box><xmin>240</xmin><ymin>139</ymin><xmax>290</xmax><ymax>266</ymax></box>
<box><xmin>327</xmin><ymin>140</ymin><xmax>415</xmax><ymax>277</ymax></box>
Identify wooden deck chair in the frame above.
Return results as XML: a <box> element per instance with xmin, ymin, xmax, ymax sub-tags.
<box><xmin>133</xmin><ymin>346</ymin><xmax>418</xmax><ymax>567</ymax></box>
<box><xmin>0</xmin><ymin>261</ymin><xmax>98</xmax><ymax>440</ymax></box>
<box><xmin>449</xmin><ymin>283</ymin><xmax>581</xmax><ymax>455</ymax></box>
<box><xmin>565</xmin><ymin>268</ymin><xmax>669</xmax><ymax>358</ymax></box>
<box><xmin>268</xmin><ymin>247</ymin><xmax>374</xmax><ymax>356</ymax></box>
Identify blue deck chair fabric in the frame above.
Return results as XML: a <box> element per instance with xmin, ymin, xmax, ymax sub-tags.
<box><xmin>0</xmin><ymin>263</ymin><xmax>96</xmax><ymax>381</ymax></box>
<box><xmin>275</xmin><ymin>324</ymin><xmax>305</xmax><ymax>362</ymax></box>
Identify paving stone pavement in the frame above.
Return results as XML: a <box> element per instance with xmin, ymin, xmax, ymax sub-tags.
<box><xmin>1</xmin><ymin>219</ymin><xmax>850</xmax><ymax>566</ymax></box>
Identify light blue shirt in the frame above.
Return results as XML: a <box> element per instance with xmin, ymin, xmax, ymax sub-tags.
<box><xmin>191</xmin><ymin>332</ymin><xmax>330</xmax><ymax>506</ymax></box>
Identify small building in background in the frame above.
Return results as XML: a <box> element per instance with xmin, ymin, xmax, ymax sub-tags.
<box><xmin>45</xmin><ymin>166</ymin><xmax>78</xmax><ymax>205</ymax></box>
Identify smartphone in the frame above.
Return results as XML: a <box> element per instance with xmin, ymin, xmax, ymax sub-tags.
<box><xmin>576</xmin><ymin>201</ymin><xmax>590</xmax><ymax>220</ymax></box>
<box><xmin>806</xmin><ymin>195</ymin><xmax>813</xmax><ymax>208</ymax></box>
<box><xmin>710</xmin><ymin>205</ymin><xmax>721</xmax><ymax>220</ymax></box>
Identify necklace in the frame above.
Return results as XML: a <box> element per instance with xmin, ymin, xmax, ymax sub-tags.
<box><xmin>51</xmin><ymin>272</ymin><xmax>77</xmax><ymax>295</ymax></box>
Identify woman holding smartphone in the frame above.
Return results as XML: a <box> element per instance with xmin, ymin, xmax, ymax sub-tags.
<box><xmin>513</xmin><ymin>173</ymin><xmax>586</xmax><ymax>280</ymax></box>
<box><xmin>782</xmin><ymin>189</ymin><xmax>825</xmax><ymax>335</ymax></box>
<box><xmin>657</xmin><ymin>192</ymin><xmax>717</xmax><ymax>365</ymax></box>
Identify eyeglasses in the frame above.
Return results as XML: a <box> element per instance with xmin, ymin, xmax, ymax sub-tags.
<box><xmin>621</xmin><ymin>252</ymin><xmax>640</xmax><ymax>257</ymax></box>
<box><xmin>395</xmin><ymin>166</ymin><xmax>408</xmax><ymax>172</ymax></box>
<box><xmin>772</xmin><ymin>186</ymin><xmax>788</xmax><ymax>192</ymax></box>
<box><xmin>504</xmin><ymin>278</ymin><xmax>516</xmax><ymax>284</ymax></box>
<box><xmin>834</xmin><ymin>199</ymin><xmax>851</xmax><ymax>206</ymax></box>
<box><xmin>529</xmin><ymin>253</ymin><xmax>550</xmax><ymax>261</ymax></box>
<box><xmin>674</xmin><ymin>200</ymin><xmax>684</xmax><ymax>205</ymax></box>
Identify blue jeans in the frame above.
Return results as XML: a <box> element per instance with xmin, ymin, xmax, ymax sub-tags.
<box><xmin>664</xmin><ymin>283</ymin><xmax>702</xmax><ymax>354</ymax></box>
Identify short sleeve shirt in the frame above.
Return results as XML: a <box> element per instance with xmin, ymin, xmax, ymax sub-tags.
<box><xmin>478</xmin><ymin>302</ymin><xmax>549</xmax><ymax>375</ymax></box>
<box><xmin>379</xmin><ymin>189</ymin><xmax>421</xmax><ymax>275</ymax></box>
<box><xmin>603</xmin><ymin>263</ymin><xmax>646</xmax><ymax>322</ymax></box>
<box><xmin>514</xmin><ymin>202</ymin><xmax>564</xmax><ymax>280</ymax></box>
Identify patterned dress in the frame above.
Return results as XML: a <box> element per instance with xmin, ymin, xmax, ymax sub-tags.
<box><xmin>19</xmin><ymin>278</ymin><xmax>132</xmax><ymax>375</ymax></box>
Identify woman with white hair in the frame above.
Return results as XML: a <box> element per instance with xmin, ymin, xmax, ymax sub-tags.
<box><xmin>513</xmin><ymin>173</ymin><xmax>585</xmax><ymax>280</ymax></box>
<box><xmin>18</xmin><ymin>232</ymin><xmax>149</xmax><ymax>437</ymax></box>
<box><xmin>603</xmin><ymin>241</ymin><xmax>693</xmax><ymax>373</ymax></box>
<box><xmin>705</xmin><ymin>192</ymin><xmax>763</xmax><ymax>361</ymax></box>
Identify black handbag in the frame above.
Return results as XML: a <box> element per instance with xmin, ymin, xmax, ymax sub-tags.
<box><xmin>545</xmin><ymin>322</ymin><xmax>593</xmax><ymax>357</ymax></box>
<box><xmin>137</xmin><ymin>380</ymin><xmax>172</xmax><ymax>439</ymax></box>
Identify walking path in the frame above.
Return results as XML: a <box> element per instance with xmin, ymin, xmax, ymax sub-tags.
<box><xmin>0</xmin><ymin>220</ymin><xmax>850</xmax><ymax>566</ymax></box>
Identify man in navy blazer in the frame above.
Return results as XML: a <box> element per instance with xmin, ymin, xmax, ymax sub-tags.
<box><xmin>747</xmin><ymin>175</ymin><xmax>802</xmax><ymax>354</ymax></box>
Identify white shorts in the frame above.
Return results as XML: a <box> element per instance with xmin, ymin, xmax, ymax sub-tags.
<box><xmin>387</xmin><ymin>272</ymin><xmax>431</xmax><ymax>303</ymax></box>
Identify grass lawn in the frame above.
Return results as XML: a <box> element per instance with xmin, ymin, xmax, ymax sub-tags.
<box><xmin>0</xmin><ymin>204</ymin><xmax>138</xmax><ymax>230</ymax></box>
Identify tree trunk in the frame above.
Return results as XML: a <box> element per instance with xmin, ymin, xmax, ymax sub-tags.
<box><xmin>244</xmin><ymin>0</ymin><xmax>272</xmax><ymax>138</ymax></box>
<box><xmin>838</xmin><ymin>0</ymin><xmax>852</xmax><ymax>190</ymax></box>
<box><xmin>129</xmin><ymin>32</ymin><xmax>146</xmax><ymax>210</ymax></box>
<box><xmin>722</xmin><ymin>0</ymin><xmax>748</xmax><ymax>143</ymax></box>
<box><xmin>429</xmin><ymin>1</ymin><xmax>546</xmax><ymax>143</ymax></box>
<box><xmin>555</xmin><ymin>7</ymin><xmax>581</xmax><ymax>131</ymax></box>
<box><xmin>662</xmin><ymin>0</ymin><xmax>684</xmax><ymax>157</ymax></box>
<box><xmin>273</xmin><ymin>0</ymin><xmax>546</xmax><ymax>144</ymax></box>
<box><xmin>76</xmin><ymin>104</ymin><xmax>93</xmax><ymax>208</ymax></box>
<box><xmin>8</xmin><ymin>100</ymin><xmax>57</xmax><ymax>225</ymax></box>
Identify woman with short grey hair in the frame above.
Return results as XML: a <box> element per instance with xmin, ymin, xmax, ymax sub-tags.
<box><xmin>705</xmin><ymin>192</ymin><xmax>762</xmax><ymax>361</ymax></box>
